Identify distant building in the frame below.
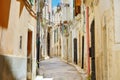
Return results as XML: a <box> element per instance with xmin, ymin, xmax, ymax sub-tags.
<box><xmin>40</xmin><ymin>0</ymin><xmax>52</xmax><ymax>59</ymax></box>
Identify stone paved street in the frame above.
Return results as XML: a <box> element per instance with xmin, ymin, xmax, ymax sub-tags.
<box><xmin>39</xmin><ymin>57</ymin><xmax>85</xmax><ymax>80</ymax></box>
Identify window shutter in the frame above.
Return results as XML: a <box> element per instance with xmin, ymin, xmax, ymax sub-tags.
<box><xmin>75</xmin><ymin>0</ymin><xmax>81</xmax><ymax>6</ymax></box>
<box><xmin>29</xmin><ymin>0</ymin><xmax>34</xmax><ymax>5</ymax></box>
<box><xmin>75</xmin><ymin>0</ymin><xmax>81</xmax><ymax>16</ymax></box>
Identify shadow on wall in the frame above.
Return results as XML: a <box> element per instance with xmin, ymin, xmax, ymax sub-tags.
<box><xmin>0</xmin><ymin>0</ymin><xmax>11</xmax><ymax>28</ymax></box>
<box><xmin>17</xmin><ymin>0</ymin><xmax>24</xmax><ymax>17</ymax></box>
<box><xmin>0</xmin><ymin>55</ymin><xmax>16</xmax><ymax>80</ymax></box>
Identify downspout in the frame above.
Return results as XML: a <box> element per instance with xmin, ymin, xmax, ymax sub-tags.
<box><xmin>86</xmin><ymin>6</ymin><xmax>90</xmax><ymax>76</ymax></box>
<box><xmin>36</xmin><ymin>0</ymin><xmax>40</xmax><ymax>68</ymax></box>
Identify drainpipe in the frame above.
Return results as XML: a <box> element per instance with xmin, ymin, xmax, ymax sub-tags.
<box><xmin>36</xmin><ymin>0</ymin><xmax>40</xmax><ymax>68</ymax></box>
<box><xmin>86</xmin><ymin>6</ymin><xmax>90</xmax><ymax>76</ymax></box>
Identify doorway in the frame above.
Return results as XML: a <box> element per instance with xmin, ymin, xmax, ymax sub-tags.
<box><xmin>79</xmin><ymin>33</ymin><xmax>82</xmax><ymax>66</ymax></box>
<box><xmin>81</xmin><ymin>36</ymin><xmax>84</xmax><ymax>69</ymax></box>
<box><xmin>27</xmin><ymin>30</ymin><xmax>32</xmax><ymax>80</ymax></box>
<box><xmin>47</xmin><ymin>32</ymin><xmax>50</xmax><ymax>56</ymax></box>
<box><xmin>90</xmin><ymin>20</ymin><xmax>96</xmax><ymax>80</ymax></box>
<box><xmin>59</xmin><ymin>39</ymin><xmax>61</xmax><ymax>56</ymax></box>
<box><xmin>74</xmin><ymin>38</ymin><xmax>77</xmax><ymax>64</ymax></box>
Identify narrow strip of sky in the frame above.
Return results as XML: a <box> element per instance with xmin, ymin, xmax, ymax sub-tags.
<box><xmin>52</xmin><ymin>0</ymin><xmax>60</xmax><ymax>8</ymax></box>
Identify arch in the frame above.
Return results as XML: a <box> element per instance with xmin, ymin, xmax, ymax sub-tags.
<box><xmin>73</xmin><ymin>38</ymin><xmax>77</xmax><ymax>64</ymax></box>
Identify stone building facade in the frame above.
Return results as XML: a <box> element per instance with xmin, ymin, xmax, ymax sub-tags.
<box><xmin>49</xmin><ymin>0</ymin><xmax>120</xmax><ymax>80</ymax></box>
<box><xmin>49</xmin><ymin>6</ymin><xmax>61</xmax><ymax>57</ymax></box>
<box><xmin>40</xmin><ymin>0</ymin><xmax>52</xmax><ymax>59</ymax></box>
<box><xmin>85</xmin><ymin>0</ymin><xmax>120</xmax><ymax>80</ymax></box>
<box><xmin>0</xmin><ymin>0</ymin><xmax>36</xmax><ymax>80</ymax></box>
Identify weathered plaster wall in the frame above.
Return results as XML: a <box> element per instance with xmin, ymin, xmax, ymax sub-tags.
<box><xmin>94</xmin><ymin>0</ymin><xmax>120</xmax><ymax>80</ymax></box>
<box><xmin>0</xmin><ymin>0</ymin><xmax>36</xmax><ymax>80</ymax></box>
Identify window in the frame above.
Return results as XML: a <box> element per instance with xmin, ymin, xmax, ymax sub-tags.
<box><xmin>54</xmin><ymin>29</ymin><xmax>56</xmax><ymax>43</ymax></box>
<box><xmin>54</xmin><ymin>28</ymin><xmax>58</xmax><ymax>43</ymax></box>
<box><xmin>74</xmin><ymin>0</ymin><xmax>81</xmax><ymax>16</ymax></box>
<box><xmin>20</xmin><ymin>36</ymin><xmax>22</xmax><ymax>49</ymax></box>
<box><xmin>57</xmin><ymin>28</ymin><xmax>58</xmax><ymax>42</ymax></box>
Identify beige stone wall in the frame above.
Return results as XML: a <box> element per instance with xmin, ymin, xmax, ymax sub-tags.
<box><xmin>94</xmin><ymin>0</ymin><xmax>112</xmax><ymax>79</ymax></box>
<box><xmin>94</xmin><ymin>0</ymin><xmax>120</xmax><ymax>80</ymax></box>
<box><xmin>70</xmin><ymin>16</ymin><xmax>88</xmax><ymax>72</ymax></box>
<box><xmin>68</xmin><ymin>31</ymin><xmax>72</xmax><ymax>62</ymax></box>
<box><xmin>49</xmin><ymin>25</ymin><xmax>60</xmax><ymax>57</ymax></box>
<box><xmin>0</xmin><ymin>0</ymin><xmax>36</xmax><ymax>80</ymax></box>
<box><xmin>0</xmin><ymin>0</ymin><xmax>36</xmax><ymax>57</ymax></box>
<box><xmin>109</xmin><ymin>0</ymin><xmax>120</xmax><ymax>80</ymax></box>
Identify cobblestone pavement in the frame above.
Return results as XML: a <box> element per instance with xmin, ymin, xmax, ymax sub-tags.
<box><xmin>39</xmin><ymin>57</ymin><xmax>86</xmax><ymax>80</ymax></box>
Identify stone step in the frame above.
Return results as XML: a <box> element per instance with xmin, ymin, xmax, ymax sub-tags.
<box><xmin>43</xmin><ymin>78</ymin><xmax>53</xmax><ymax>80</ymax></box>
<box><xmin>35</xmin><ymin>76</ymin><xmax>43</xmax><ymax>80</ymax></box>
<box><xmin>35</xmin><ymin>76</ymin><xmax>53</xmax><ymax>80</ymax></box>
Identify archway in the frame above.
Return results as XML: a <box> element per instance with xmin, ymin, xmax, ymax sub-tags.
<box><xmin>74</xmin><ymin>38</ymin><xmax>77</xmax><ymax>64</ymax></box>
<box><xmin>90</xmin><ymin>20</ymin><xmax>96</xmax><ymax>80</ymax></box>
<box><xmin>27</xmin><ymin>30</ymin><xmax>32</xmax><ymax>80</ymax></box>
<box><xmin>47</xmin><ymin>32</ymin><xmax>50</xmax><ymax>56</ymax></box>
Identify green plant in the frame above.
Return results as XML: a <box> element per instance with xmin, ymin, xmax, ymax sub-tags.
<box><xmin>87</xmin><ymin>74</ymin><xmax>91</xmax><ymax>80</ymax></box>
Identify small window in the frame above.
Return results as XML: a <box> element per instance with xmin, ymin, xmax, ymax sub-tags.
<box><xmin>20</xmin><ymin>36</ymin><xmax>22</xmax><ymax>49</ymax></box>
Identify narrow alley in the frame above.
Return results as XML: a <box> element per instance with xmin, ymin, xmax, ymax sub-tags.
<box><xmin>1</xmin><ymin>0</ymin><xmax>120</xmax><ymax>80</ymax></box>
<box><xmin>39</xmin><ymin>57</ymin><xmax>86</xmax><ymax>80</ymax></box>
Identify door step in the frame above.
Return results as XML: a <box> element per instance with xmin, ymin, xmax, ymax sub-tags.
<box><xmin>35</xmin><ymin>76</ymin><xmax>53</xmax><ymax>80</ymax></box>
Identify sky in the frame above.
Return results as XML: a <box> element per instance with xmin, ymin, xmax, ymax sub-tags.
<box><xmin>52</xmin><ymin>0</ymin><xmax>60</xmax><ymax>8</ymax></box>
